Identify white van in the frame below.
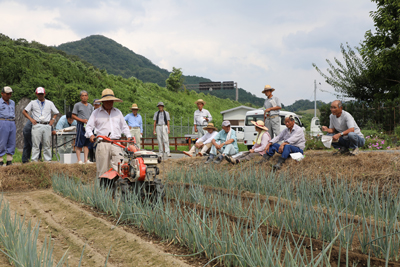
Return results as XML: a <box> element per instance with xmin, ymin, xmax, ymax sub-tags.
<box><xmin>310</xmin><ymin>117</ymin><xmax>323</xmax><ymax>137</ymax></box>
<box><xmin>243</xmin><ymin>110</ymin><xmax>305</xmax><ymax>150</ymax></box>
<box><xmin>231</xmin><ymin>126</ymin><xmax>244</xmax><ymax>141</ymax></box>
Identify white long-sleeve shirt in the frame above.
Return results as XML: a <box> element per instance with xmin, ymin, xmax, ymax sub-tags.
<box><xmin>194</xmin><ymin>109</ymin><xmax>212</xmax><ymax>125</ymax></box>
<box><xmin>197</xmin><ymin>130</ymin><xmax>218</xmax><ymax>145</ymax></box>
<box><xmin>85</xmin><ymin>106</ymin><xmax>131</xmax><ymax>139</ymax></box>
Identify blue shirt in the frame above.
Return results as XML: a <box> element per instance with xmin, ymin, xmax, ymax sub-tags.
<box><xmin>0</xmin><ymin>97</ymin><xmax>15</xmax><ymax>119</ymax></box>
<box><xmin>124</xmin><ymin>113</ymin><xmax>143</xmax><ymax>133</ymax></box>
<box><xmin>214</xmin><ymin>129</ymin><xmax>239</xmax><ymax>153</ymax></box>
<box><xmin>55</xmin><ymin>115</ymin><xmax>77</xmax><ymax>130</ymax></box>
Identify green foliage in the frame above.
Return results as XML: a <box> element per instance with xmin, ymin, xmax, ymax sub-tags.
<box><xmin>304</xmin><ymin>135</ymin><xmax>325</xmax><ymax>150</ymax></box>
<box><xmin>55</xmin><ymin>35</ymin><xmax>265</xmax><ymax>106</ymax></box>
<box><xmin>166</xmin><ymin>67</ymin><xmax>183</xmax><ymax>92</ymax></box>
<box><xmin>282</xmin><ymin>99</ymin><xmax>325</xmax><ymax>113</ymax></box>
<box><xmin>0</xmin><ymin>35</ymin><xmax>240</xmax><ymax>126</ymax></box>
<box><xmin>313</xmin><ymin>1</ymin><xmax>400</xmax><ymax>103</ymax></box>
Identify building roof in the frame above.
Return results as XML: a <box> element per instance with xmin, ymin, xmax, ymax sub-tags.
<box><xmin>220</xmin><ymin>105</ymin><xmax>256</xmax><ymax>114</ymax></box>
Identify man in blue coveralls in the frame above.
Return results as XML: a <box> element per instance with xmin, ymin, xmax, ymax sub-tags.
<box><xmin>0</xmin><ymin>86</ymin><xmax>16</xmax><ymax>166</ymax></box>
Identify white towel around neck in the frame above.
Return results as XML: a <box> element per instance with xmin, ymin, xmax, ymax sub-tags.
<box><xmin>225</xmin><ymin>129</ymin><xmax>232</xmax><ymax>141</ymax></box>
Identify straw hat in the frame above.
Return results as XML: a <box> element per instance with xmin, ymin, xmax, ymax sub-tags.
<box><xmin>97</xmin><ymin>88</ymin><xmax>123</xmax><ymax>102</ymax></box>
<box><xmin>251</xmin><ymin>120</ymin><xmax>269</xmax><ymax>131</ymax></box>
<box><xmin>203</xmin><ymin>122</ymin><xmax>218</xmax><ymax>131</ymax></box>
<box><xmin>195</xmin><ymin>99</ymin><xmax>206</xmax><ymax>105</ymax></box>
<box><xmin>262</xmin><ymin>85</ymin><xmax>275</xmax><ymax>93</ymax></box>
<box><xmin>130</xmin><ymin>103</ymin><xmax>140</xmax><ymax>110</ymax></box>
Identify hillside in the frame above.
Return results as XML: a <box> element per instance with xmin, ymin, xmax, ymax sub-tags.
<box><xmin>282</xmin><ymin>99</ymin><xmax>326</xmax><ymax>113</ymax></box>
<box><xmin>55</xmin><ymin>35</ymin><xmax>264</xmax><ymax>107</ymax></box>
<box><xmin>0</xmin><ymin>34</ymin><xmax>239</xmax><ymax>126</ymax></box>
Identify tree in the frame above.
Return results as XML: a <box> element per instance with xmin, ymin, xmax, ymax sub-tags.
<box><xmin>313</xmin><ymin>0</ymin><xmax>400</xmax><ymax>103</ymax></box>
<box><xmin>166</xmin><ymin>67</ymin><xmax>183</xmax><ymax>92</ymax></box>
<box><xmin>361</xmin><ymin>0</ymin><xmax>400</xmax><ymax>96</ymax></box>
<box><xmin>312</xmin><ymin>44</ymin><xmax>377</xmax><ymax>102</ymax></box>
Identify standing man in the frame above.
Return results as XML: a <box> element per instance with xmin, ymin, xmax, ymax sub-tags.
<box><xmin>125</xmin><ymin>103</ymin><xmax>143</xmax><ymax>147</ymax></box>
<box><xmin>261</xmin><ymin>115</ymin><xmax>305</xmax><ymax>169</ymax></box>
<box><xmin>23</xmin><ymin>87</ymin><xmax>59</xmax><ymax>162</ymax></box>
<box><xmin>55</xmin><ymin>112</ymin><xmax>77</xmax><ymax>154</ymax></box>
<box><xmin>205</xmin><ymin>121</ymin><xmax>239</xmax><ymax>164</ymax></box>
<box><xmin>0</xmin><ymin>87</ymin><xmax>16</xmax><ymax>166</ymax></box>
<box><xmin>88</xmin><ymin>99</ymin><xmax>101</xmax><ymax>163</ymax></box>
<box><xmin>193</xmin><ymin>99</ymin><xmax>212</xmax><ymax>138</ymax></box>
<box><xmin>93</xmin><ymin>99</ymin><xmax>101</xmax><ymax>110</ymax></box>
<box><xmin>321</xmin><ymin>100</ymin><xmax>365</xmax><ymax>156</ymax></box>
<box><xmin>263</xmin><ymin>85</ymin><xmax>282</xmax><ymax>138</ymax></box>
<box><xmin>72</xmin><ymin>90</ymin><xmax>94</xmax><ymax>164</ymax></box>
<box><xmin>86</xmin><ymin>89</ymin><xmax>131</xmax><ymax>178</ymax></box>
<box><xmin>153</xmin><ymin>102</ymin><xmax>171</xmax><ymax>157</ymax></box>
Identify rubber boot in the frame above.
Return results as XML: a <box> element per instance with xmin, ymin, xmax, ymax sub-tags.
<box><xmin>213</xmin><ymin>155</ymin><xmax>224</xmax><ymax>164</ymax></box>
<box><xmin>257</xmin><ymin>153</ymin><xmax>271</xmax><ymax>164</ymax></box>
<box><xmin>0</xmin><ymin>162</ymin><xmax>3</xmax><ymax>166</ymax></box>
<box><xmin>205</xmin><ymin>154</ymin><xmax>215</xmax><ymax>164</ymax></box>
<box><xmin>273</xmin><ymin>157</ymin><xmax>286</xmax><ymax>170</ymax></box>
<box><xmin>6</xmin><ymin>161</ymin><xmax>12</xmax><ymax>166</ymax></box>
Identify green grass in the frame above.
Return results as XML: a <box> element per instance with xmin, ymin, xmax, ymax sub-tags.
<box><xmin>2</xmin><ymin>149</ymin><xmax>58</xmax><ymax>163</ymax></box>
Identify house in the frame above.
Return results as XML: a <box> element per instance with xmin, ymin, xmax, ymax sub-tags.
<box><xmin>220</xmin><ymin>106</ymin><xmax>256</xmax><ymax>126</ymax></box>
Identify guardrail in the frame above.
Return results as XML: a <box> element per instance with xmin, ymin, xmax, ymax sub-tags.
<box><xmin>140</xmin><ymin>137</ymin><xmax>194</xmax><ymax>151</ymax></box>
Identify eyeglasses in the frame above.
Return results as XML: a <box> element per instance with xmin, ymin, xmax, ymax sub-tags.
<box><xmin>330</xmin><ymin>106</ymin><xmax>338</xmax><ymax>109</ymax></box>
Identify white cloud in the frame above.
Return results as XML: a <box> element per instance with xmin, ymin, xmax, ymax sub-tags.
<box><xmin>0</xmin><ymin>0</ymin><xmax>377</xmax><ymax>104</ymax></box>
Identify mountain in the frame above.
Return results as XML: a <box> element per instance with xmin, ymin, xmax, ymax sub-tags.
<box><xmin>282</xmin><ymin>99</ymin><xmax>326</xmax><ymax>113</ymax></box>
<box><xmin>0</xmin><ymin>34</ymin><xmax>239</xmax><ymax>127</ymax></box>
<box><xmin>55</xmin><ymin>35</ymin><xmax>264</xmax><ymax>107</ymax></box>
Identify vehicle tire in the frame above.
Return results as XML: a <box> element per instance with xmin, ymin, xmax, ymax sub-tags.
<box><xmin>247</xmin><ymin>145</ymin><xmax>253</xmax><ymax>150</ymax></box>
<box><xmin>99</xmin><ymin>178</ymin><xmax>114</xmax><ymax>189</ymax></box>
<box><xmin>113</xmin><ymin>178</ymin><xmax>129</xmax><ymax>202</ymax></box>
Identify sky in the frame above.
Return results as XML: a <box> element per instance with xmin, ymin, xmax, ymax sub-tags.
<box><xmin>0</xmin><ymin>0</ymin><xmax>377</xmax><ymax>105</ymax></box>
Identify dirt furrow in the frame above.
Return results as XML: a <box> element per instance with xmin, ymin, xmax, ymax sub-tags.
<box><xmin>4</xmin><ymin>190</ymin><xmax>193</xmax><ymax>267</ymax></box>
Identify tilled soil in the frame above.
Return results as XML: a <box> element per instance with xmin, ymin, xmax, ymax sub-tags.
<box><xmin>2</xmin><ymin>190</ymin><xmax>195</xmax><ymax>267</ymax></box>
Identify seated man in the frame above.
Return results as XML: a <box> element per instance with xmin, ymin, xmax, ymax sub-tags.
<box><xmin>183</xmin><ymin>123</ymin><xmax>218</xmax><ymax>157</ymax></box>
<box><xmin>55</xmin><ymin>112</ymin><xmax>77</xmax><ymax>154</ymax></box>
<box><xmin>226</xmin><ymin>120</ymin><xmax>271</xmax><ymax>164</ymax></box>
<box><xmin>260</xmin><ymin>114</ymin><xmax>305</xmax><ymax>169</ymax></box>
<box><xmin>321</xmin><ymin>100</ymin><xmax>365</xmax><ymax>156</ymax></box>
<box><xmin>205</xmin><ymin>121</ymin><xmax>239</xmax><ymax>164</ymax></box>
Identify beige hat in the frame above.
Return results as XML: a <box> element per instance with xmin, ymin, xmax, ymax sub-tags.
<box><xmin>262</xmin><ymin>85</ymin><xmax>275</xmax><ymax>93</ymax></box>
<box><xmin>97</xmin><ymin>88</ymin><xmax>123</xmax><ymax>103</ymax></box>
<box><xmin>251</xmin><ymin>120</ymin><xmax>269</xmax><ymax>131</ymax></box>
<box><xmin>203</xmin><ymin>122</ymin><xmax>218</xmax><ymax>131</ymax></box>
<box><xmin>130</xmin><ymin>103</ymin><xmax>140</xmax><ymax>110</ymax></box>
<box><xmin>195</xmin><ymin>99</ymin><xmax>206</xmax><ymax>105</ymax></box>
<box><xmin>2</xmin><ymin>86</ymin><xmax>12</xmax><ymax>93</ymax></box>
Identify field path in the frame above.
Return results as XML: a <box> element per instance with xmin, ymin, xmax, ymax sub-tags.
<box><xmin>2</xmin><ymin>190</ymin><xmax>193</xmax><ymax>267</ymax></box>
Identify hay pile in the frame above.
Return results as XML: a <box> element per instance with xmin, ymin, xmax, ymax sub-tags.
<box><xmin>163</xmin><ymin>151</ymin><xmax>400</xmax><ymax>194</ymax></box>
<box><xmin>0</xmin><ymin>162</ymin><xmax>96</xmax><ymax>191</ymax></box>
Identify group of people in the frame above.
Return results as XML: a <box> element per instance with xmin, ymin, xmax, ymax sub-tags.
<box><xmin>0</xmin><ymin>84</ymin><xmax>366</xmax><ymax>170</ymax></box>
<box><xmin>181</xmin><ymin>85</ymin><xmax>366</xmax><ymax>169</ymax></box>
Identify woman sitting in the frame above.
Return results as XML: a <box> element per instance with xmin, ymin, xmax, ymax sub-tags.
<box><xmin>225</xmin><ymin>120</ymin><xmax>271</xmax><ymax>164</ymax></box>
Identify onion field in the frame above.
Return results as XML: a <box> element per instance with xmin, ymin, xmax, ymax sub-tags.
<box><xmin>51</xmin><ymin>165</ymin><xmax>400</xmax><ymax>266</ymax></box>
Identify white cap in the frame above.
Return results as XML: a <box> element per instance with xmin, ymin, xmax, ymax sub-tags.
<box><xmin>2</xmin><ymin>86</ymin><xmax>12</xmax><ymax>93</ymax></box>
<box><xmin>222</xmin><ymin>120</ymin><xmax>231</xmax><ymax>127</ymax></box>
<box><xmin>35</xmin><ymin>87</ymin><xmax>45</xmax><ymax>94</ymax></box>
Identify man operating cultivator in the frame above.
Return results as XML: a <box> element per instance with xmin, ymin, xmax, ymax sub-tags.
<box><xmin>85</xmin><ymin>89</ymin><xmax>165</xmax><ymax>201</ymax></box>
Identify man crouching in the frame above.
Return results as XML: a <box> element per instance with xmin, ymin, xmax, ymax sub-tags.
<box><xmin>260</xmin><ymin>114</ymin><xmax>305</xmax><ymax>169</ymax></box>
<box><xmin>205</xmin><ymin>121</ymin><xmax>238</xmax><ymax>164</ymax></box>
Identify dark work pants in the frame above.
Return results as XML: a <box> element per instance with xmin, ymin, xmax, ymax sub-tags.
<box><xmin>22</xmin><ymin>120</ymin><xmax>42</xmax><ymax>163</ymax></box>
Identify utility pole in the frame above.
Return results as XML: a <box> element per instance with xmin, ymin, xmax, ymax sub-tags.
<box><xmin>235</xmin><ymin>82</ymin><xmax>238</xmax><ymax>102</ymax></box>
<box><xmin>314</xmin><ymin>80</ymin><xmax>317</xmax><ymax>118</ymax></box>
